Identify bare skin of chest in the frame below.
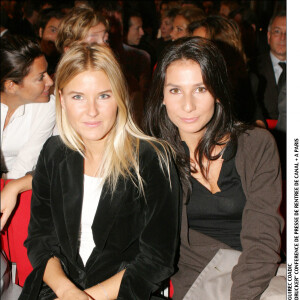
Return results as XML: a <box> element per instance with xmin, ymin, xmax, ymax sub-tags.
<box><xmin>191</xmin><ymin>156</ymin><xmax>224</xmax><ymax>194</ymax></box>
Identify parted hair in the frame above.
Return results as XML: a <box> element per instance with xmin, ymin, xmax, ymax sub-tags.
<box><xmin>0</xmin><ymin>35</ymin><xmax>43</xmax><ymax>92</ymax></box>
<box><xmin>145</xmin><ymin>37</ymin><xmax>248</xmax><ymax>188</ymax></box>
<box><xmin>55</xmin><ymin>43</ymin><xmax>172</xmax><ymax>193</ymax></box>
<box><xmin>55</xmin><ymin>7</ymin><xmax>109</xmax><ymax>53</ymax></box>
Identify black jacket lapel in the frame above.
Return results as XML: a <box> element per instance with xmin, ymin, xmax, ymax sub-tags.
<box><xmin>59</xmin><ymin>150</ymin><xmax>84</xmax><ymax>259</ymax></box>
<box><xmin>91</xmin><ymin>177</ymin><xmax>125</xmax><ymax>253</ymax></box>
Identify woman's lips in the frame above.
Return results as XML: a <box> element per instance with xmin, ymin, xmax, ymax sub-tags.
<box><xmin>83</xmin><ymin>121</ymin><xmax>102</xmax><ymax>128</ymax></box>
<box><xmin>181</xmin><ymin>117</ymin><xmax>198</xmax><ymax>123</ymax></box>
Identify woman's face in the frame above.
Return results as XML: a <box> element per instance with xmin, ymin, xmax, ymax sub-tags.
<box><xmin>16</xmin><ymin>56</ymin><xmax>53</xmax><ymax>104</ymax></box>
<box><xmin>60</xmin><ymin>70</ymin><xmax>118</xmax><ymax>146</ymax></box>
<box><xmin>163</xmin><ymin>59</ymin><xmax>216</xmax><ymax>142</ymax></box>
<box><xmin>160</xmin><ymin>17</ymin><xmax>173</xmax><ymax>40</ymax></box>
<box><xmin>170</xmin><ymin>15</ymin><xmax>189</xmax><ymax>41</ymax></box>
<box><xmin>83</xmin><ymin>22</ymin><xmax>108</xmax><ymax>45</ymax></box>
<box><xmin>193</xmin><ymin>26</ymin><xmax>208</xmax><ymax>38</ymax></box>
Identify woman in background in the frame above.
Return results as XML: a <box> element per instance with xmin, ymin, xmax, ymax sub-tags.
<box><xmin>170</xmin><ymin>6</ymin><xmax>205</xmax><ymax>41</ymax></box>
<box><xmin>0</xmin><ymin>35</ymin><xmax>55</xmax><ymax>230</ymax></box>
<box><xmin>20</xmin><ymin>43</ymin><xmax>180</xmax><ymax>300</ymax></box>
<box><xmin>154</xmin><ymin>8</ymin><xmax>179</xmax><ymax>59</ymax></box>
<box><xmin>145</xmin><ymin>37</ymin><xmax>283</xmax><ymax>299</ymax></box>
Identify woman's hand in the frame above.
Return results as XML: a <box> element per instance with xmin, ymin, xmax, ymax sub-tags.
<box><xmin>44</xmin><ymin>257</ymin><xmax>94</xmax><ymax>300</ymax></box>
<box><xmin>1</xmin><ymin>181</ymin><xmax>19</xmax><ymax>230</ymax></box>
<box><xmin>54</xmin><ymin>286</ymin><xmax>91</xmax><ymax>300</ymax></box>
<box><xmin>0</xmin><ymin>174</ymin><xmax>32</xmax><ymax>230</ymax></box>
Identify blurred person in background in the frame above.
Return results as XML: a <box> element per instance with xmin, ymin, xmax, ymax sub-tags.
<box><xmin>37</xmin><ymin>8</ymin><xmax>65</xmax><ymax>77</ymax></box>
<box><xmin>153</xmin><ymin>8</ymin><xmax>179</xmax><ymax>59</ymax></box>
<box><xmin>123</xmin><ymin>8</ymin><xmax>157</xmax><ymax>69</ymax></box>
<box><xmin>14</xmin><ymin>0</ymin><xmax>42</xmax><ymax>39</ymax></box>
<box><xmin>55</xmin><ymin>6</ymin><xmax>109</xmax><ymax>54</ymax></box>
<box><xmin>170</xmin><ymin>6</ymin><xmax>205</xmax><ymax>41</ymax></box>
<box><xmin>219</xmin><ymin>0</ymin><xmax>240</xmax><ymax>18</ymax></box>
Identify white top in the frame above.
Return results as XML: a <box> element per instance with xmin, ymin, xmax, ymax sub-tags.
<box><xmin>270</xmin><ymin>52</ymin><xmax>286</xmax><ymax>84</ymax></box>
<box><xmin>79</xmin><ymin>175</ymin><xmax>103</xmax><ymax>265</ymax></box>
<box><xmin>1</xmin><ymin>96</ymin><xmax>56</xmax><ymax>179</ymax></box>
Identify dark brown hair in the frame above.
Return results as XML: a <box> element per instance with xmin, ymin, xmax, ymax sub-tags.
<box><xmin>0</xmin><ymin>35</ymin><xmax>43</xmax><ymax>92</ymax></box>
<box><xmin>145</xmin><ymin>37</ymin><xmax>248</xmax><ymax>189</ymax></box>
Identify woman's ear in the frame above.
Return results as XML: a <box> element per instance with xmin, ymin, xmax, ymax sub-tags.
<box><xmin>4</xmin><ymin>80</ymin><xmax>17</xmax><ymax>94</ymax></box>
<box><xmin>59</xmin><ymin>90</ymin><xmax>65</xmax><ymax>110</ymax></box>
<box><xmin>39</xmin><ymin>27</ymin><xmax>43</xmax><ymax>39</ymax></box>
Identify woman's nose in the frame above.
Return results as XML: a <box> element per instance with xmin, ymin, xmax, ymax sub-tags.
<box><xmin>87</xmin><ymin>100</ymin><xmax>98</xmax><ymax>117</ymax></box>
<box><xmin>182</xmin><ymin>95</ymin><xmax>196</xmax><ymax>112</ymax></box>
<box><xmin>45</xmin><ymin>73</ymin><xmax>53</xmax><ymax>87</ymax></box>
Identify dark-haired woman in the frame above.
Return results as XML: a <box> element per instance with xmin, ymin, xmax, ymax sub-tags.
<box><xmin>1</xmin><ymin>35</ymin><xmax>55</xmax><ymax>230</ymax></box>
<box><xmin>145</xmin><ymin>37</ymin><xmax>284</xmax><ymax>299</ymax></box>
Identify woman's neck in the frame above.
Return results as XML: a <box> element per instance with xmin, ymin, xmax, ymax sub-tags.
<box><xmin>1</xmin><ymin>92</ymin><xmax>23</xmax><ymax>130</ymax></box>
<box><xmin>1</xmin><ymin>92</ymin><xmax>23</xmax><ymax>112</ymax></box>
<box><xmin>180</xmin><ymin>131</ymin><xmax>204</xmax><ymax>156</ymax></box>
<box><xmin>84</xmin><ymin>139</ymin><xmax>106</xmax><ymax>177</ymax></box>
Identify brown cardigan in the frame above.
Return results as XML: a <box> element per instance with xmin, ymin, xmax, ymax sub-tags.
<box><xmin>172</xmin><ymin>127</ymin><xmax>284</xmax><ymax>300</ymax></box>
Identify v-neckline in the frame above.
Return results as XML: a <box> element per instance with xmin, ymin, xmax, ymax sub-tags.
<box><xmin>183</xmin><ymin>141</ymin><xmax>232</xmax><ymax>195</ymax></box>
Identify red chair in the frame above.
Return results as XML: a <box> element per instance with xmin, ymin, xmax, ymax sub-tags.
<box><xmin>1</xmin><ymin>179</ymin><xmax>33</xmax><ymax>286</ymax></box>
<box><xmin>266</xmin><ymin>119</ymin><xmax>278</xmax><ymax>130</ymax></box>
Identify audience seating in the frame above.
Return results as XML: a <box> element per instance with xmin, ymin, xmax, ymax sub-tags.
<box><xmin>1</xmin><ymin>179</ymin><xmax>33</xmax><ymax>287</ymax></box>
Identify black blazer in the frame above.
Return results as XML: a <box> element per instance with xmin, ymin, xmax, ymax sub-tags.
<box><xmin>19</xmin><ymin>136</ymin><xmax>181</xmax><ymax>300</ymax></box>
<box><xmin>251</xmin><ymin>52</ymin><xmax>278</xmax><ymax>119</ymax></box>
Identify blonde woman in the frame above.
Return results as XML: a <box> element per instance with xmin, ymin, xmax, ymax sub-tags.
<box><xmin>19</xmin><ymin>44</ymin><xmax>180</xmax><ymax>300</ymax></box>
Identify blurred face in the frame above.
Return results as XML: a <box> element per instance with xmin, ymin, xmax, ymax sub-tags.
<box><xmin>127</xmin><ymin>16</ymin><xmax>144</xmax><ymax>45</ymax></box>
<box><xmin>84</xmin><ymin>22</ymin><xmax>108</xmax><ymax>45</ymax></box>
<box><xmin>163</xmin><ymin>59</ymin><xmax>215</xmax><ymax>142</ymax></box>
<box><xmin>267</xmin><ymin>16</ymin><xmax>286</xmax><ymax>60</ymax></box>
<box><xmin>39</xmin><ymin>17</ymin><xmax>61</xmax><ymax>56</ymax></box>
<box><xmin>60</xmin><ymin>70</ymin><xmax>118</xmax><ymax>146</ymax></box>
<box><xmin>40</xmin><ymin>17</ymin><xmax>61</xmax><ymax>42</ymax></box>
<box><xmin>193</xmin><ymin>26</ymin><xmax>208</xmax><ymax>38</ymax></box>
<box><xmin>16</xmin><ymin>56</ymin><xmax>53</xmax><ymax>104</ymax></box>
<box><xmin>160</xmin><ymin>17</ymin><xmax>173</xmax><ymax>40</ymax></box>
<box><xmin>170</xmin><ymin>15</ymin><xmax>189</xmax><ymax>41</ymax></box>
<box><xmin>160</xmin><ymin>3</ymin><xmax>168</xmax><ymax>16</ymax></box>
<box><xmin>219</xmin><ymin>4</ymin><xmax>230</xmax><ymax>17</ymax></box>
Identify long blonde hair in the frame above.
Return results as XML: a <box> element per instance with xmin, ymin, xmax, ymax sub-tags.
<box><xmin>55</xmin><ymin>43</ymin><xmax>171</xmax><ymax>194</ymax></box>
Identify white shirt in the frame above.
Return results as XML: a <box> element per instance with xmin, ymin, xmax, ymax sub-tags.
<box><xmin>270</xmin><ymin>52</ymin><xmax>286</xmax><ymax>84</ymax></box>
<box><xmin>79</xmin><ymin>175</ymin><xmax>103</xmax><ymax>265</ymax></box>
<box><xmin>1</xmin><ymin>96</ymin><xmax>56</xmax><ymax>179</ymax></box>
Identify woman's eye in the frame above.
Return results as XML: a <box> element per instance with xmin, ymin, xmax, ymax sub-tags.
<box><xmin>72</xmin><ymin>95</ymin><xmax>83</xmax><ymax>100</ymax></box>
<box><xmin>38</xmin><ymin>74</ymin><xmax>45</xmax><ymax>81</ymax></box>
<box><xmin>99</xmin><ymin>93</ymin><xmax>110</xmax><ymax>100</ymax></box>
<box><xmin>195</xmin><ymin>86</ymin><xmax>206</xmax><ymax>93</ymax></box>
<box><xmin>177</xmin><ymin>27</ymin><xmax>183</xmax><ymax>32</ymax></box>
<box><xmin>170</xmin><ymin>88</ymin><xmax>180</xmax><ymax>94</ymax></box>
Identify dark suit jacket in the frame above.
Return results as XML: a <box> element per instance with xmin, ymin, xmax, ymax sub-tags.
<box><xmin>172</xmin><ymin>128</ymin><xmax>284</xmax><ymax>300</ymax></box>
<box><xmin>19</xmin><ymin>136</ymin><xmax>181</xmax><ymax>300</ymax></box>
<box><xmin>251</xmin><ymin>52</ymin><xmax>279</xmax><ymax>119</ymax></box>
